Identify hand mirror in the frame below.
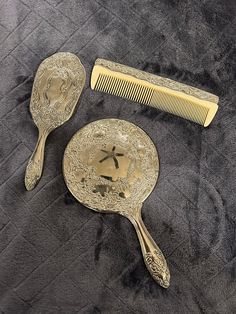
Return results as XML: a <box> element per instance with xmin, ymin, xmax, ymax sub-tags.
<box><xmin>63</xmin><ymin>119</ymin><xmax>170</xmax><ymax>288</ymax></box>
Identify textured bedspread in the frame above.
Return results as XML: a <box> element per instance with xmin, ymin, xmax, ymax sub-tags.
<box><xmin>0</xmin><ymin>0</ymin><xmax>236</xmax><ymax>313</ymax></box>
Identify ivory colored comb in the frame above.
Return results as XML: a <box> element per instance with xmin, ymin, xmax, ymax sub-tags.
<box><xmin>91</xmin><ymin>59</ymin><xmax>219</xmax><ymax>127</ymax></box>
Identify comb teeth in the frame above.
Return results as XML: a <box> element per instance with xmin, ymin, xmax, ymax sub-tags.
<box><xmin>94</xmin><ymin>74</ymin><xmax>208</xmax><ymax>124</ymax></box>
<box><xmin>150</xmin><ymin>91</ymin><xmax>209</xmax><ymax>125</ymax></box>
<box><xmin>95</xmin><ymin>74</ymin><xmax>154</xmax><ymax>105</ymax></box>
<box><xmin>91</xmin><ymin>60</ymin><xmax>219</xmax><ymax>127</ymax></box>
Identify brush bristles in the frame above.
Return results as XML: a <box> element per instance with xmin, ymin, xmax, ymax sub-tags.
<box><xmin>94</xmin><ymin>74</ymin><xmax>209</xmax><ymax>125</ymax></box>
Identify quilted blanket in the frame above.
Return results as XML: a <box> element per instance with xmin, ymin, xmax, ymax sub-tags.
<box><xmin>0</xmin><ymin>0</ymin><xmax>235</xmax><ymax>313</ymax></box>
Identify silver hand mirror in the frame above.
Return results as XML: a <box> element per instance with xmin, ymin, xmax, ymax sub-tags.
<box><xmin>63</xmin><ymin>118</ymin><xmax>170</xmax><ymax>288</ymax></box>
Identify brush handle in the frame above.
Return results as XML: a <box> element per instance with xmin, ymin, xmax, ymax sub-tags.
<box><xmin>25</xmin><ymin>129</ymin><xmax>48</xmax><ymax>190</ymax></box>
<box><xmin>129</xmin><ymin>207</ymin><xmax>170</xmax><ymax>288</ymax></box>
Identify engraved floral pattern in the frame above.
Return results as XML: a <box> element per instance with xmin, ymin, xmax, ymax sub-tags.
<box><xmin>30</xmin><ymin>52</ymin><xmax>86</xmax><ymax>132</ymax></box>
<box><xmin>25</xmin><ymin>52</ymin><xmax>86</xmax><ymax>190</ymax></box>
<box><xmin>145</xmin><ymin>250</ymin><xmax>170</xmax><ymax>288</ymax></box>
<box><xmin>25</xmin><ymin>159</ymin><xmax>41</xmax><ymax>191</ymax></box>
<box><xmin>63</xmin><ymin>119</ymin><xmax>159</xmax><ymax>218</ymax></box>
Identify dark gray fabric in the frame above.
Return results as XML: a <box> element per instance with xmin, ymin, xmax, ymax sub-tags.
<box><xmin>0</xmin><ymin>0</ymin><xmax>235</xmax><ymax>313</ymax></box>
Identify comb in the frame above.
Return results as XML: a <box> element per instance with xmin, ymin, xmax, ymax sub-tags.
<box><xmin>91</xmin><ymin>59</ymin><xmax>219</xmax><ymax>127</ymax></box>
